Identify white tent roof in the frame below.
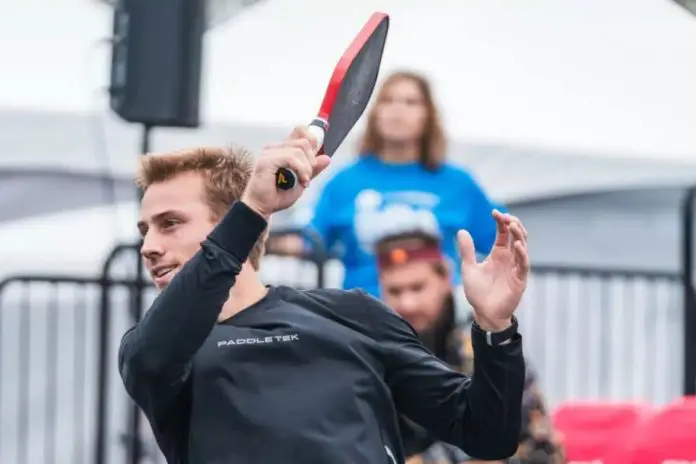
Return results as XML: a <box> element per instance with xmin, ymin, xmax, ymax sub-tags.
<box><xmin>3</xmin><ymin>0</ymin><xmax>696</xmax><ymax>158</ymax></box>
<box><xmin>204</xmin><ymin>0</ymin><xmax>696</xmax><ymax>158</ymax></box>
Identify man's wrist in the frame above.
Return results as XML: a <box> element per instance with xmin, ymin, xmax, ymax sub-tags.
<box><xmin>240</xmin><ymin>196</ymin><xmax>272</xmax><ymax>221</ymax></box>
<box><xmin>472</xmin><ymin>316</ymin><xmax>519</xmax><ymax>346</ymax></box>
<box><xmin>474</xmin><ymin>316</ymin><xmax>513</xmax><ymax>333</ymax></box>
<box><xmin>208</xmin><ymin>201</ymin><xmax>268</xmax><ymax>262</ymax></box>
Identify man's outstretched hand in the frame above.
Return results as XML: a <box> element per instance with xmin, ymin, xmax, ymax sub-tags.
<box><xmin>241</xmin><ymin>126</ymin><xmax>331</xmax><ymax>220</ymax></box>
<box><xmin>458</xmin><ymin>210</ymin><xmax>530</xmax><ymax>332</ymax></box>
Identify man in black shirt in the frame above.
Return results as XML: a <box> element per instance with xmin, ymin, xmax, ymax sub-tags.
<box><xmin>120</xmin><ymin>127</ymin><xmax>529</xmax><ymax>463</ymax></box>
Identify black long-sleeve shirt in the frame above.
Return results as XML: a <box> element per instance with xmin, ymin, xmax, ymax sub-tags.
<box><xmin>119</xmin><ymin>201</ymin><xmax>526</xmax><ymax>464</ymax></box>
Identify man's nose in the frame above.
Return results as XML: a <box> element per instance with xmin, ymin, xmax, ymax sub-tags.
<box><xmin>140</xmin><ymin>233</ymin><xmax>164</xmax><ymax>261</ymax></box>
<box><xmin>397</xmin><ymin>293</ymin><xmax>419</xmax><ymax>315</ymax></box>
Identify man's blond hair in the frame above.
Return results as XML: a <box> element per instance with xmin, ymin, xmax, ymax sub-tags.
<box><xmin>136</xmin><ymin>146</ymin><xmax>266</xmax><ymax>269</ymax></box>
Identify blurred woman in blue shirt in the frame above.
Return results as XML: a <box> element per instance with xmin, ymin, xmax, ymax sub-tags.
<box><xmin>268</xmin><ymin>71</ymin><xmax>502</xmax><ymax>298</ymax></box>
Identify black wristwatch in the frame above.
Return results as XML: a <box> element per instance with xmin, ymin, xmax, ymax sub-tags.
<box><xmin>472</xmin><ymin>316</ymin><xmax>519</xmax><ymax>346</ymax></box>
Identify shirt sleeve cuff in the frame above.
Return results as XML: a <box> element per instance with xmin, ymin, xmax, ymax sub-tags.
<box><xmin>207</xmin><ymin>201</ymin><xmax>268</xmax><ymax>263</ymax></box>
<box><xmin>470</xmin><ymin>324</ymin><xmax>523</xmax><ymax>353</ymax></box>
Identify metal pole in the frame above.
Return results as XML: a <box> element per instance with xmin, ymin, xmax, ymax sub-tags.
<box><xmin>681</xmin><ymin>186</ymin><xmax>696</xmax><ymax>396</ymax></box>
<box><xmin>95</xmin><ymin>242</ymin><xmax>140</xmax><ymax>464</ymax></box>
<box><xmin>127</xmin><ymin>124</ymin><xmax>152</xmax><ymax>464</ymax></box>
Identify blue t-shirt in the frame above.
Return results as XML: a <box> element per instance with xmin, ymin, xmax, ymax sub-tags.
<box><xmin>308</xmin><ymin>155</ymin><xmax>502</xmax><ymax>297</ymax></box>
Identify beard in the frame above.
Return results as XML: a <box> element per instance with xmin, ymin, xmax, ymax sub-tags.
<box><xmin>416</xmin><ymin>294</ymin><xmax>456</xmax><ymax>361</ymax></box>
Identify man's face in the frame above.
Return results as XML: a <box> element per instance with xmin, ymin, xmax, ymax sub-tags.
<box><xmin>379</xmin><ymin>261</ymin><xmax>451</xmax><ymax>333</ymax></box>
<box><xmin>138</xmin><ymin>172</ymin><xmax>217</xmax><ymax>290</ymax></box>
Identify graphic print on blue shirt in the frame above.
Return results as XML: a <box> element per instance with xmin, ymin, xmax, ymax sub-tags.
<box><xmin>309</xmin><ymin>155</ymin><xmax>501</xmax><ymax>297</ymax></box>
<box><xmin>353</xmin><ymin>188</ymin><xmax>442</xmax><ymax>254</ymax></box>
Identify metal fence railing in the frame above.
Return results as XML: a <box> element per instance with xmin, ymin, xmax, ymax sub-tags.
<box><xmin>0</xmin><ymin>276</ymin><xmax>101</xmax><ymax>464</ymax></box>
<box><xmin>0</xmin><ymin>273</ymin><xmax>154</xmax><ymax>464</ymax></box>
<box><xmin>518</xmin><ymin>266</ymin><xmax>683</xmax><ymax>408</ymax></box>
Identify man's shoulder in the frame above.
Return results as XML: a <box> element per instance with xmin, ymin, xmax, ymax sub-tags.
<box><xmin>285</xmin><ymin>285</ymin><xmax>362</xmax><ymax>302</ymax></box>
<box><xmin>282</xmin><ymin>287</ymin><xmax>406</xmax><ymax>334</ymax></box>
<box><xmin>297</xmin><ymin>287</ymin><xmax>382</xmax><ymax>313</ymax></box>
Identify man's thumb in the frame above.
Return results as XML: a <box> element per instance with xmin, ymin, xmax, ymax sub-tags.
<box><xmin>457</xmin><ymin>230</ymin><xmax>476</xmax><ymax>269</ymax></box>
<box><xmin>312</xmin><ymin>154</ymin><xmax>331</xmax><ymax>178</ymax></box>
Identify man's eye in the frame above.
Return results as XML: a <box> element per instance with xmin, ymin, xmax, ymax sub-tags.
<box><xmin>163</xmin><ymin>218</ymin><xmax>180</xmax><ymax>228</ymax></box>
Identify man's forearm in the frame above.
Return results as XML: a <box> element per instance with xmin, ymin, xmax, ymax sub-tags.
<box><xmin>119</xmin><ymin>201</ymin><xmax>268</xmax><ymax>380</ymax></box>
<box><xmin>457</xmin><ymin>327</ymin><xmax>525</xmax><ymax>460</ymax></box>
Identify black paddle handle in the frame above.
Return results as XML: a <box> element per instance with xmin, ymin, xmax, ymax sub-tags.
<box><xmin>276</xmin><ymin>118</ymin><xmax>329</xmax><ymax>190</ymax></box>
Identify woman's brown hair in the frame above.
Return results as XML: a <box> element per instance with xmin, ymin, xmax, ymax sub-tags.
<box><xmin>358</xmin><ymin>70</ymin><xmax>447</xmax><ymax>171</ymax></box>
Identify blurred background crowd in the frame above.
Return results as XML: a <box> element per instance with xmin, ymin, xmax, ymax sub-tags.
<box><xmin>2</xmin><ymin>0</ymin><xmax>696</xmax><ymax>463</ymax></box>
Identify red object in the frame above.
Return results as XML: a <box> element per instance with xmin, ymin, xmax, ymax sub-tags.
<box><xmin>553</xmin><ymin>401</ymin><xmax>651</xmax><ymax>463</ymax></box>
<box><xmin>376</xmin><ymin>244</ymin><xmax>443</xmax><ymax>270</ymax></box>
<box><xmin>612</xmin><ymin>396</ymin><xmax>696</xmax><ymax>464</ymax></box>
<box><xmin>314</xmin><ymin>12</ymin><xmax>390</xmax><ymax>124</ymax></box>
<box><xmin>275</xmin><ymin>12</ymin><xmax>390</xmax><ymax>190</ymax></box>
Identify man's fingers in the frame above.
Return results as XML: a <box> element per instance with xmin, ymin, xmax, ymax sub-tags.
<box><xmin>285</xmin><ymin>126</ymin><xmax>321</xmax><ymax>183</ymax></box>
<box><xmin>286</xmin><ymin>126</ymin><xmax>306</xmax><ymax>141</ymax></box>
<box><xmin>513</xmin><ymin>240</ymin><xmax>530</xmax><ymax>281</ymax></box>
<box><xmin>493</xmin><ymin>209</ymin><xmax>529</xmax><ymax>279</ymax></box>
<box><xmin>289</xmin><ymin>147</ymin><xmax>313</xmax><ymax>186</ymax></box>
<box><xmin>270</xmin><ymin>147</ymin><xmax>312</xmax><ymax>186</ymax></box>
<box><xmin>313</xmin><ymin>154</ymin><xmax>331</xmax><ymax>178</ymax></box>
<box><xmin>492</xmin><ymin>209</ymin><xmax>511</xmax><ymax>248</ymax></box>
<box><xmin>509</xmin><ymin>222</ymin><xmax>525</xmax><ymax>245</ymax></box>
<box><xmin>457</xmin><ymin>229</ymin><xmax>477</xmax><ymax>270</ymax></box>
<box><xmin>492</xmin><ymin>210</ymin><xmax>528</xmax><ymax>245</ymax></box>
<box><xmin>285</xmin><ymin>138</ymin><xmax>317</xmax><ymax>172</ymax></box>
<box><xmin>511</xmin><ymin>216</ymin><xmax>528</xmax><ymax>241</ymax></box>
<box><xmin>287</xmin><ymin>126</ymin><xmax>319</xmax><ymax>152</ymax></box>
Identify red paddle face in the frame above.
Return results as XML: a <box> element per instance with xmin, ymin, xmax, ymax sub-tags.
<box><xmin>317</xmin><ymin>12</ymin><xmax>389</xmax><ymax>120</ymax></box>
<box><xmin>315</xmin><ymin>12</ymin><xmax>390</xmax><ymax>157</ymax></box>
<box><xmin>275</xmin><ymin>12</ymin><xmax>390</xmax><ymax>191</ymax></box>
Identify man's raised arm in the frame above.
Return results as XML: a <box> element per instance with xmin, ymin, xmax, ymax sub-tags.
<box><xmin>119</xmin><ymin>124</ymin><xmax>330</xmax><ymax>410</ymax></box>
<box><xmin>384</xmin><ymin>210</ymin><xmax>530</xmax><ymax>459</ymax></box>
<box><xmin>118</xmin><ymin>201</ymin><xmax>267</xmax><ymax>398</ymax></box>
<box><xmin>361</xmin><ymin>292</ymin><xmax>526</xmax><ymax>460</ymax></box>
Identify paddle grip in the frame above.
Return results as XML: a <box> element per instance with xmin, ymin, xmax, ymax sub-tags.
<box><xmin>275</xmin><ymin>120</ymin><xmax>327</xmax><ymax>191</ymax></box>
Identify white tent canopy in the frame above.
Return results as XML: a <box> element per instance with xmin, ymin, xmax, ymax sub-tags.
<box><xmin>3</xmin><ymin>0</ymin><xmax>696</xmax><ymax>166</ymax></box>
<box><xmin>3</xmin><ymin>0</ymin><xmax>696</xmax><ymax>155</ymax></box>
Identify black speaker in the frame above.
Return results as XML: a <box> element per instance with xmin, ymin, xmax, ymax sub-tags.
<box><xmin>673</xmin><ymin>0</ymin><xmax>696</xmax><ymax>16</ymax></box>
<box><xmin>109</xmin><ymin>0</ymin><xmax>205</xmax><ymax>128</ymax></box>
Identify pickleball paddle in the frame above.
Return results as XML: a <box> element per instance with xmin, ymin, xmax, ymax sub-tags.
<box><xmin>275</xmin><ymin>12</ymin><xmax>390</xmax><ymax>190</ymax></box>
